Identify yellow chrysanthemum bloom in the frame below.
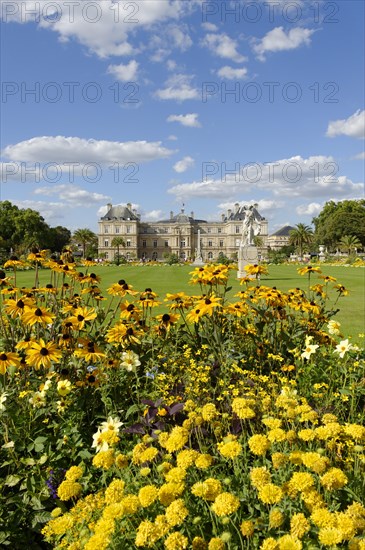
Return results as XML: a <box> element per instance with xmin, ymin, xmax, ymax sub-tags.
<box><xmin>195</xmin><ymin>453</ymin><xmax>214</xmax><ymax>469</ymax></box>
<box><xmin>159</xmin><ymin>482</ymin><xmax>185</xmax><ymax>506</ymax></box>
<box><xmin>104</xmin><ymin>479</ymin><xmax>125</xmax><ymax>504</ymax></box>
<box><xmin>320</xmin><ymin>468</ymin><xmax>348</xmax><ymax>491</ymax></box>
<box><xmin>271</xmin><ymin>452</ymin><xmax>287</xmax><ymax>469</ymax></box>
<box><xmin>290</xmin><ymin>513</ymin><xmax>310</xmax><ymax>539</ymax></box>
<box><xmin>164</xmin><ymin>532</ymin><xmax>188</xmax><ymax>550</ymax></box>
<box><xmin>192</xmin><ymin>536</ymin><xmax>208</xmax><ymax>550</ymax></box>
<box><xmin>248</xmin><ymin>434</ymin><xmax>270</xmax><ymax>456</ymax></box>
<box><xmin>57</xmin><ymin>480</ymin><xmax>82</xmax><ymax>501</ymax></box>
<box><xmin>310</xmin><ymin>508</ymin><xmax>336</xmax><ymax>528</ymax></box>
<box><xmin>177</xmin><ymin>449</ymin><xmax>199</xmax><ymax>468</ymax></box>
<box><xmin>139</xmin><ymin>447</ymin><xmax>159</xmax><ymax>464</ymax></box>
<box><xmin>258</xmin><ymin>483</ymin><xmax>284</xmax><ymax>505</ymax></box>
<box><xmin>165</xmin><ymin>467</ymin><xmax>187</xmax><ymax>484</ymax></box>
<box><xmin>240</xmin><ymin>520</ymin><xmax>255</xmax><ymax>537</ymax></box>
<box><xmin>115</xmin><ymin>454</ymin><xmax>128</xmax><ymax>469</ymax></box>
<box><xmin>232</xmin><ymin>398</ymin><xmax>256</xmax><ymax>420</ymax></box>
<box><xmin>211</xmin><ymin>492</ymin><xmax>240</xmax><ymax>517</ymax></box>
<box><xmin>65</xmin><ymin>466</ymin><xmax>83</xmax><ymax>482</ymax></box>
<box><xmin>217</xmin><ymin>440</ymin><xmax>242</xmax><ymax>459</ymax></box>
<box><xmin>165</xmin><ymin>499</ymin><xmax>189</xmax><ymax>527</ymax></box>
<box><xmin>191</xmin><ymin>478</ymin><xmax>222</xmax><ymax>501</ymax></box>
<box><xmin>165</xmin><ymin>426</ymin><xmax>189</xmax><ymax>453</ymax></box>
<box><xmin>277</xmin><ymin>534</ymin><xmax>302</xmax><ymax>549</ymax></box>
<box><xmin>138</xmin><ymin>485</ymin><xmax>159</xmax><ymax>508</ymax></box>
<box><xmin>208</xmin><ymin>538</ymin><xmax>225</xmax><ymax>550</ymax></box>
<box><xmin>318</xmin><ymin>527</ymin><xmax>343</xmax><ymax>546</ymax></box>
<box><xmin>269</xmin><ymin>509</ymin><xmax>285</xmax><ymax>529</ymax></box>
<box><xmin>201</xmin><ymin>403</ymin><xmax>218</xmax><ymax>421</ymax></box>
<box><xmin>301</xmin><ymin>452</ymin><xmax>329</xmax><ymax>474</ymax></box>
<box><xmin>250</xmin><ymin>467</ymin><xmax>272</xmax><ymax>489</ymax></box>
<box><xmin>135</xmin><ymin>520</ymin><xmax>162</xmax><ymax>547</ymax></box>
<box><xmin>92</xmin><ymin>450</ymin><xmax>115</xmax><ymax>470</ymax></box>
<box><xmin>267</xmin><ymin>428</ymin><xmax>287</xmax><ymax>443</ymax></box>
<box><xmin>260</xmin><ymin>538</ymin><xmax>279</xmax><ymax>550</ymax></box>
<box><xmin>287</xmin><ymin>472</ymin><xmax>315</xmax><ymax>495</ymax></box>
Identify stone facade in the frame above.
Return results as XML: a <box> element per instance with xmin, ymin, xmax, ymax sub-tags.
<box><xmin>267</xmin><ymin>225</ymin><xmax>295</xmax><ymax>251</ymax></box>
<box><xmin>98</xmin><ymin>202</ymin><xmax>268</xmax><ymax>262</ymax></box>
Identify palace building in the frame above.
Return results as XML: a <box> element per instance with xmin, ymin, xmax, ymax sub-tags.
<box><xmin>98</xmin><ymin>202</ymin><xmax>268</xmax><ymax>262</ymax></box>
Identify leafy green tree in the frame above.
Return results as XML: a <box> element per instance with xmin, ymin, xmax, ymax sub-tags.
<box><xmin>289</xmin><ymin>224</ymin><xmax>314</xmax><ymax>258</ymax></box>
<box><xmin>111</xmin><ymin>237</ymin><xmax>126</xmax><ymax>266</ymax></box>
<box><xmin>338</xmin><ymin>235</ymin><xmax>362</xmax><ymax>255</ymax></box>
<box><xmin>73</xmin><ymin>228</ymin><xmax>98</xmax><ymax>258</ymax></box>
<box><xmin>48</xmin><ymin>226</ymin><xmax>71</xmax><ymax>253</ymax></box>
<box><xmin>0</xmin><ymin>201</ymin><xmax>50</xmax><ymax>254</ymax></box>
<box><xmin>313</xmin><ymin>200</ymin><xmax>365</xmax><ymax>250</ymax></box>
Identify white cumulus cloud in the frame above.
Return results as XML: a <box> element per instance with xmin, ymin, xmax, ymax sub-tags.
<box><xmin>253</xmin><ymin>26</ymin><xmax>315</xmax><ymax>61</ymax></box>
<box><xmin>326</xmin><ymin>109</ymin><xmax>365</xmax><ymax>139</ymax></box>
<box><xmin>107</xmin><ymin>60</ymin><xmax>139</xmax><ymax>82</ymax></box>
<box><xmin>2</xmin><ymin>136</ymin><xmax>174</xmax><ymax>165</ymax></box>
<box><xmin>167</xmin><ymin>113</ymin><xmax>201</xmax><ymax>127</ymax></box>
<box><xmin>173</xmin><ymin>156</ymin><xmax>195</xmax><ymax>173</ymax></box>
<box><xmin>155</xmin><ymin>74</ymin><xmax>199</xmax><ymax>101</ymax></box>
<box><xmin>296</xmin><ymin>202</ymin><xmax>322</xmax><ymax>216</ymax></box>
<box><xmin>202</xmin><ymin>33</ymin><xmax>247</xmax><ymax>63</ymax></box>
<box><xmin>33</xmin><ymin>184</ymin><xmax>111</xmax><ymax>207</ymax></box>
<box><xmin>217</xmin><ymin>66</ymin><xmax>248</xmax><ymax>80</ymax></box>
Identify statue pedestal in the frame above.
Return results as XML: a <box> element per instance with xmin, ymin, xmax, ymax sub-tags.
<box><xmin>237</xmin><ymin>246</ymin><xmax>259</xmax><ymax>278</ymax></box>
<box><xmin>192</xmin><ymin>256</ymin><xmax>204</xmax><ymax>266</ymax></box>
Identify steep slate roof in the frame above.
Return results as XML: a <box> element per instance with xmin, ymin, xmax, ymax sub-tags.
<box><xmin>157</xmin><ymin>210</ymin><xmax>206</xmax><ymax>224</ymax></box>
<box><xmin>101</xmin><ymin>205</ymin><xmax>139</xmax><ymax>221</ymax></box>
<box><xmin>270</xmin><ymin>225</ymin><xmax>295</xmax><ymax>237</ymax></box>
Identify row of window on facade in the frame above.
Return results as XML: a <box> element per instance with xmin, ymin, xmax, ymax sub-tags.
<box><xmin>103</xmin><ymin>239</ymin><xmax>227</xmax><ymax>248</ymax></box>
<box><xmin>102</xmin><ymin>226</ymin><xmax>244</xmax><ymax>235</ymax></box>
<box><xmin>102</xmin><ymin>251</ymin><xmax>216</xmax><ymax>261</ymax></box>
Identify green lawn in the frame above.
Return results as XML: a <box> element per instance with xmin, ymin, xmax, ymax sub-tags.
<box><xmin>10</xmin><ymin>263</ymin><xmax>365</xmax><ymax>343</ymax></box>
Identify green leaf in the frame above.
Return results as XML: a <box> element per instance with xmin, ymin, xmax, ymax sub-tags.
<box><xmin>31</xmin><ymin>511</ymin><xmax>52</xmax><ymax>528</ymax></box>
<box><xmin>5</xmin><ymin>475</ymin><xmax>21</xmax><ymax>487</ymax></box>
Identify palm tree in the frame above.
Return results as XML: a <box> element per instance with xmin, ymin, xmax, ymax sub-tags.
<box><xmin>73</xmin><ymin>228</ymin><xmax>98</xmax><ymax>258</ymax></box>
<box><xmin>111</xmin><ymin>237</ymin><xmax>126</xmax><ymax>265</ymax></box>
<box><xmin>338</xmin><ymin>235</ymin><xmax>362</xmax><ymax>256</ymax></box>
<box><xmin>289</xmin><ymin>224</ymin><xmax>314</xmax><ymax>259</ymax></box>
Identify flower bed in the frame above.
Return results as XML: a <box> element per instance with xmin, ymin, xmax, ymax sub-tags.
<box><xmin>0</xmin><ymin>258</ymin><xmax>364</xmax><ymax>549</ymax></box>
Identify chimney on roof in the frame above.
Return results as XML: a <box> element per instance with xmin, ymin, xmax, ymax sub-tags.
<box><xmin>234</xmin><ymin>202</ymin><xmax>239</xmax><ymax>213</ymax></box>
<box><xmin>127</xmin><ymin>202</ymin><xmax>132</xmax><ymax>210</ymax></box>
<box><xmin>221</xmin><ymin>213</ymin><xmax>225</xmax><ymax>221</ymax></box>
<box><xmin>190</xmin><ymin>211</ymin><xmax>194</xmax><ymax>219</ymax></box>
<box><xmin>170</xmin><ymin>211</ymin><xmax>174</xmax><ymax>220</ymax></box>
<box><xmin>227</xmin><ymin>209</ymin><xmax>232</xmax><ymax>217</ymax></box>
<box><xmin>107</xmin><ymin>203</ymin><xmax>112</xmax><ymax>211</ymax></box>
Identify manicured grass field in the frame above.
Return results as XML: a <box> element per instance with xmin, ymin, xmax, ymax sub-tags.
<box><xmin>12</xmin><ymin>263</ymin><xmax>365</xmax><ymax>343</ymax></box>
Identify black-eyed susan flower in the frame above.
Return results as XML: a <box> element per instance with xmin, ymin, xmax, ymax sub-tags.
<box><xmin>186</xmin><ymin>307</ymin><xmax>205</xmax><ymax>323</ymax></box>
<box><xmin>107</xmin><ymin>279</ymin><xmax>137</xmax><ymax>297</ymax></box>
<box><xmin>74</xmin><ymin>341</ymin><xmax>105</xmax><ymax>362</ymax></box>
<box><xmin>65</xmin><ymin>306</ymin><xmax>97</xmax><ymax>330</ymax></box>
<box><xmin>298</xmin><ymin>265</ymin><xmax>321</xmax><ymax>276</ymax></box>
<box><xmin>26</xmin><ymin>339</ymin><xmax>62</xmax><ymax>370</ymax></box>
<box><xmin>22</xmin><ymin>306</ymin><xmax>55</xmax><ymax>326</ymax></box>
<box><xmin>155</xmin><ymin>312</ymin><xmax>180</xmax><ymax>330</ymax></box>
<box><xmin>0</xmin><ymin>351</ymin><xmax>21</xmax><ymax>374</ymax></box>
<box><xmin>4</xmin><ymin>256</ymin><xmax>26</xmax><ymax>269</ymax></box>
<box><xmin>120</xmin><ymin>300</ymin><xmax>142</xmax><ymax>320</ymax></box>
<box><xmin>4</xmin><ymin>297</ymin><xmax>34</xmax><ymax>318</ymax></box>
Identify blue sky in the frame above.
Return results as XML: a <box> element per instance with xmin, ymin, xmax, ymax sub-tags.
<box><xmin>1</xmin><ymin>0</ymin><xmax>364</xmax><ymax>233</ymax></box>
